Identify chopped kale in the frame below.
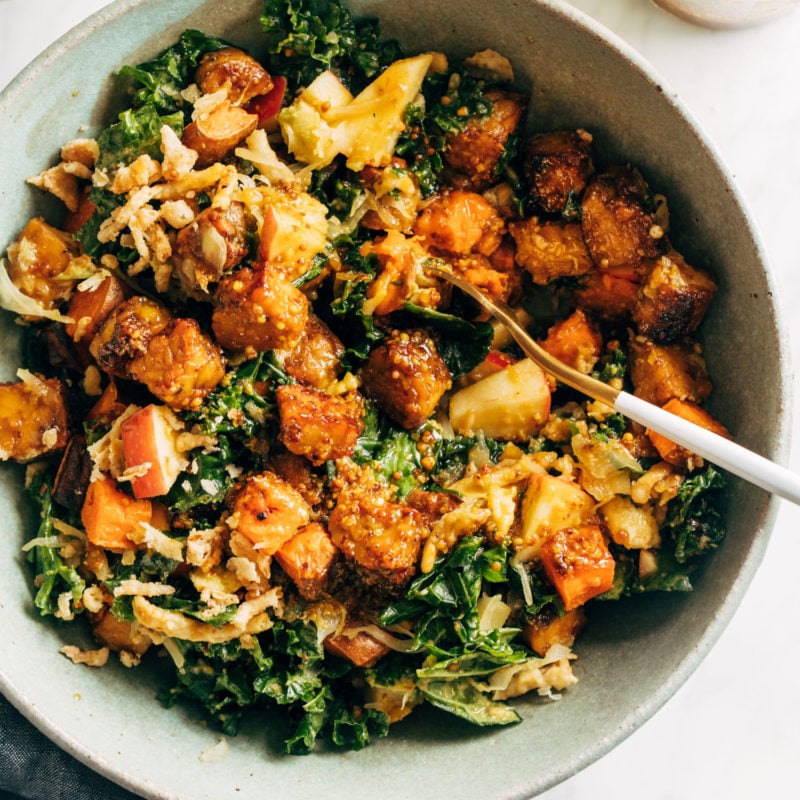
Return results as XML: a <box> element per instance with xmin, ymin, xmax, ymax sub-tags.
<box><xmin>591</xmin><ymin>347</ymin><xmax>628</xmax><ymax>385</ymax></box>
<box><xmin>395</xmin><ymin>67</ymin><xmax>497</xmax><ymax>197</ymax></box>
<box><xmin>380</xmin><ymin>536</ymin><xmax>522</xmax><ymax>658</ymax></box>
<box><xmin>665</xmin><ymin>465</ymin><xmax>728</xmax><ymax>563</ymax></box>
<box><xmin>326</xmin><ymin>238</ymin><xmax>384</xmax><ymax>364</ymax></box>
<box><xmin>24</xmin><ymin>468</ymin><xmax>86</xmax><ymax>618</ymax></box>
<box><xmin>166</xmin><ymin>435</ymin><xmax>238</xmax><ymax>514</ymax></box>
<box><xmin>95</xmin><ymin>105</ymin><xmax>184</xmax><ymax>175</ymax></box>
<box><xmin>182</xmin><ymin>354</ymin><xmax>278</xmax><ymax>440</ymax></box>
<box><xmin>261</xmin><ymin>0</ymin><xmax>402</xmax><ymax>94</ymax></box>
<box><xmin>118</xmin><ymin>29</ymin><xmax>231</xmax><ymax>117</ymax></box>
<box><xmin>161</xmin><ymin>617</ymin><xmax>390</xmax><ymax>752</ymax></box>
<box><xmin>378</xmin><ymin>536</ymin><xmax>533</xmax><ymax>726</ymax></box>
<box><xmin>401</xmin><ymin>301</ymin><xmax>494</xmax><ymax>380</ymax></box>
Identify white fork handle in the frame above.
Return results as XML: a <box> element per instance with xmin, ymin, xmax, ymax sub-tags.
<box><xmin>615</xmin><ymin>391</ymin><xmax>799</xmax><ymax>505</ymax></box>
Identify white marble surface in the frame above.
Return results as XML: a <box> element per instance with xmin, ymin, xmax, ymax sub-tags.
<box><xmin>1</xmin><ymin>1</ymin><xmax>799</xmax><ymax>798</ymax></box>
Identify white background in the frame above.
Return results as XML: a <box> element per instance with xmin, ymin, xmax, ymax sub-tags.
<box><xmin>1</xmin><ymin>1</ymin><xmax>799</xmax><ymax>798</ymax></box>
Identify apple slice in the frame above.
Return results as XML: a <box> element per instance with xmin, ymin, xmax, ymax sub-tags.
<box><xmin>448</xmin><ymin>358</ymin><xmax>552</xmax><ymax>441</ymax></box>
<box><xmin>256</xmin><ymin>192</ymin><xmax>329</xmax><ymax>278</ymax></box>
<box><xmin>120</xmin><ymin>404</ymin><xmax>188</xmax><ymax>499</ymax></box>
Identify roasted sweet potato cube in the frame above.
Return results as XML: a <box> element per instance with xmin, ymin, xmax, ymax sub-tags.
<box><xmin>573</xmin><ymin>269</ymin><xmax>641</xmax><ymax>322</ymax></box>
<box><xmin>275</xmin><ymin>522</ymin><xmax>338</xmax><ymax>599</ymax></box>
<box><xmin>632</xmin><ymin>251</ymin><xmax>717</xmax><ymax>344</ymax></box>
<box><xmin>212</xmin><ymin>266</ymin><xmax>308</xmax><ymax>353</ymax></box>
<box><xmin>522</xmin><ymin>607</ymin><xmax>587</xmax><ymax>657</ymax></box>
<box><xmin>646</xmin><ymin>398</ymin><xmax>731</xmax><ymax>471</ymax></box>
<box><xmin>0</xmin><ymin>374</ymin><xmax>69</xmax><ymax>462</ymax></box>
<box><xmin>128</xmin><ymin>318</ymin><xmax>226</xmax><ymax>412</ymax></box>
<box><xmin>540</xmin><ymin>309</ymin><xmax>603</xmax><ymax>374</ymax></box>
<box><xmin>226</xmin><ymin>470</ymin><xmax>311</xmax><ymax>554</ymax></box>
<box><xmin>92</xmin><ymin>608</ymin><xmax>151</xmax><ymax>656</ymax></box>
<box><xmin>523</xmin><ymin>129</ymin><xmax>595</xmax><ymax>215</ymax></box>
<box><xmin>281</xmin><ymin>314</ymin><xmax>345</xmax><ymax>390</ymax></box>
<box><xmin>444</xmin><ymin>89</ymin><xmax>526</xmax><ymax>190</ymax></box>
<box><xmin>628</xmin><ymin>335</ymin><xmax>712</xmax><ymax>406</ymax></box>
<box><xmin>508</xmin><ymin>217</ymin><xmax>593</xmax><ymax>285</ymax></box>
<box><xmin>81</xmin><ymin>474</ymin><xmax>152</xmax><ymax>551</ymax></box>
<box><xmin>65</xmin><ymin>275</ymin><xmax>127</xmax><ymax>344</ymax></box>
<box><xmin>540</xmin><ymin>525</ymin><xmax>616</xmax><ymax>611</ymax></box>
<box><xmin>276</xmin><ymin>384</ymin><xmax>364</xmax><ymax>466</ymax></box>
<box><xmin>580</xmin><ymin>165</ymin><xmax>663</xmax><ymax>271</ymax></box>
<box><xmin>324</xmin><ymin>626</ymin><xmax>391</xmax><ymax>668</ymax></box>
<box><xmin>413</xmin><ymin>190</ymin><xmax>504</xmax><ymax>256</ymax></box>
<box><xmin>85</xmin><ymin>379</ymin><xmax>127</xmax><ymax>424</ymax></box>
<box><xmin>360</xmin><ymin>329</ymin><xmax>452</xmax><ymax>430</ymax></box>
<box><xmin>4</xmin><ymin>217</ymin><xmax>80</xmax><ymax>312</ymax></box>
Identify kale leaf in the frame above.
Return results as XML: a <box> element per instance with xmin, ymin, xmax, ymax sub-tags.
<box><xmin>118</xmin><ymin>29</ymin><xmax>231</xmax><ymax>116</ymax></box>
<box><xmin>665</xmin><ymin>465</ymin><xmax>728</xmax><ymax>563</ymax></box>
<box><xmin>260</xmin><ymin>0</ymin><xmax>402</xmax><ymax>94</ymax></box>
<box><xmin>395</xmin><ymin>68</ymin><xmax>496</xmax><ymax>197</ymax></box>
<box><xmin>379</xmin><ymin>536</ymin><xmax>530</xmax><ymax>726</ymax></box>
<box><xmin>401</xmin><ymin>301</ymin><xmax>493</xmax><ymax>379</ymax></box>
<box><xmin>380</xmin><ymin>535</ymin><xmax>521</xmax><ymax>658</ymax></box>
<box><xmin>182</xmin><ymin>353</ymin><xmax>280</xmax><ymax>440</ymax></box>
<box><xmin>24</xmin><ymin>468</ymin><xmax>86</xmax><ymax>617</ymax></box>
<box><xmin>161</xmin><ymin>617</ymin><xmax>390</xmax><ymax>752</ymax></box>
<box><xmin>95</xmin><ymin>105</ymin><xmax>184</xmax><ymax>175</ymax></box>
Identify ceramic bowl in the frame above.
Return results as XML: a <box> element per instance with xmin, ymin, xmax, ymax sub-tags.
<box><xmin>0</xmin><ymin>1</ymin><xmax>788</xmax><ymax>798</ymax></box>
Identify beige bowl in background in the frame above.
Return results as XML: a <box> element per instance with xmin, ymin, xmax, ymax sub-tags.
<box><xmin>653</xmin><ymin>0</ymin><xmax>800</xmax><ymax>28</ymax></box>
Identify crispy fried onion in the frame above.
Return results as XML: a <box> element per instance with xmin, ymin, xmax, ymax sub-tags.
<box><xmin>132</xmin><ymin>588</ymin><xmax>281</xmax><ymax>643</ymax></box>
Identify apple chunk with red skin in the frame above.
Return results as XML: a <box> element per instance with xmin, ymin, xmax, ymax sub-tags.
<box><xmin>246</xmin><ymin>75</ymin><xmax>287</xmax><ymax>132</ymax></box>
<box><xmin>121</xmin><ymin>404</ymin><xmax>188</xmax><ymax>499</ymax></box>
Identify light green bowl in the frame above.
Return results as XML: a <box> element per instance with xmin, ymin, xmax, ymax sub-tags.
<box><xmin>0</xmin><ymin>1</ymin><xmax>788</xmax><ymax>798</ymax></box>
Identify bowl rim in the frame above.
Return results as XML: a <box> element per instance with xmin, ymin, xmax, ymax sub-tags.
<box><xmin>0</xmin><ymin>0</ymin><xmax>791</xmax><ymax>797</ymax></box>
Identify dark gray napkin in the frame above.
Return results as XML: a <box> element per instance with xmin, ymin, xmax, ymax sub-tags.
<box><xmin>0</xmin><ymin>693</ymin><xmax>142</xmax><ymax>800</ymax></box>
